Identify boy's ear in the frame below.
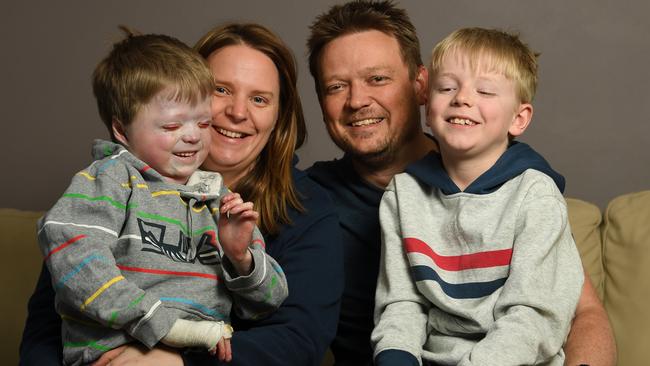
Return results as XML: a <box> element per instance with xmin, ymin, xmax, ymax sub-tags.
<box><xmin>111</xmin><ymin>118</ymin><xmax>130</xmax><ymax>146</ymax></box>
<box><xmin>414</xmin><ymin>65</ymin><xmax>428</xmax><ymax>105</ymax></box>
<box><xmin>508</xmin><ymin>103</ymin><xmax>533</xmax><ymax>137</ymax></box>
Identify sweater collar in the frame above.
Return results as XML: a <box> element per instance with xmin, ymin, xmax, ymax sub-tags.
<box><xmin>405</xmin><ymin>141</ymin><xmax>565</xmax><ymax>195</ymax></box>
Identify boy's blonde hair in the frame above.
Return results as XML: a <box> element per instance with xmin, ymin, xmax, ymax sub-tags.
<box><xmin>429</xmin><ymin>27</ymin><xmax>539</xmax><ymax>103</ymax></box>
<box><xmin>93</xmin><ymin>27</ymin><xmax>214</xmax><ymax>141</ymax></box>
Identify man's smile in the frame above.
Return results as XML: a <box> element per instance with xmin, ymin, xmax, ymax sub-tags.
<box><xmin>349</xmin><ymin>117</ymin><xmax>384</xmax><ymax>127</ymax></box>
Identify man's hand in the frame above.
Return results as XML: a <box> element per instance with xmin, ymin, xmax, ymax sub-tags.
<box><xmin>218</xmin><ymin>192</ymin><xmax>258</xmax><ymax>276</ymax></box>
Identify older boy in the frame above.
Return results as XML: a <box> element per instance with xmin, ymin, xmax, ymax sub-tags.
<box><xmin>38</xmin><ymin>30</ymin><xmax>287</xmax><ymax>365</ymax></box>
<box><xmin>372</xmin><ymin>28</ymin><xmax>584</xmax><ymax>365</ymax></box>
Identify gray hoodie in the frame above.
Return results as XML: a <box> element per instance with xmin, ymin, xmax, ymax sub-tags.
<box><xmin>38</xmin><ymin>140</ymin><xmax>288</xmax><ymax>365</ymax></box>
<box><xmin>373</xmin><ymin>143</ymin><xmax>583</xmax><ymax>366</ymax></box>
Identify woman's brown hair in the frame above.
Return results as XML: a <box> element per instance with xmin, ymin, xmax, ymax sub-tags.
<box><xmin>195</xmin><ymin>23</ymin><xmax>306</xmax><ymax>235</ymax></box>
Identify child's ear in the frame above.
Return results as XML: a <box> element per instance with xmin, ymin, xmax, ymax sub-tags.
<box><xmin>111</xmin><ymin>118</ymin><xmax>130</xmax><ymax>146</ymax></box>
<box><xmin>508</xmin><ymin>103</ymin><xmax>533</xmax><ymax>137</ymax></box>
<box><xmin>414</xmin><ymin>65</ymin><xmax>428</xmax><ymax>105</ymax></box>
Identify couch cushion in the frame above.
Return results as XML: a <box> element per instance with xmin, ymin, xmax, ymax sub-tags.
<box><xmin>566</xmin><ymin>197</ymin><xmax>604</xmax><ymax>299</ymax></box>
<box><xmin>601</xmin><ymin>190</ymin><xmax>650</xmax><ymax>366</ymax></box>
<box><xmin>0</xmin><ymin>208</ymin><xmax>44</xmax><ymax>365</ymax></box>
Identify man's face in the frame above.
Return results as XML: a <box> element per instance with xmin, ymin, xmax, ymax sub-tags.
<box><xmin>317</xmin><ymin>30</ymin><xmax>426</xmax><ymax>164</ymax></box>
<box><xmin>114</xmin><ymin>89</ymin><xmax>212</xmax><ymax>184</ymax></box>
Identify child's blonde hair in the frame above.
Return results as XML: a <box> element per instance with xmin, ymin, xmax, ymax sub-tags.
<box><xmin>429</xmin><ymin>27</ymin><xmax>539</xmax><ymax>103</ymax></box>
<box><xmin>93</xmin><ymin>27</ymin><xmax>214</xmax><ymax>142</ymax></box>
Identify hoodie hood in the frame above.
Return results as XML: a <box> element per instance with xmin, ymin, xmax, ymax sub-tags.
<box><xmin>90</xmin><ymin>139</ymin><xmax>167</xmax><ymax>182</ymax></box>
<box><xmin>405</xmin><ymin>141</ymin><xmax>565</xmax><ymax>195</ymax></box>
<box><xmin>91</xmin><ymin>139</ymin><xmax>223</xmax><ymax>199</ymax></box>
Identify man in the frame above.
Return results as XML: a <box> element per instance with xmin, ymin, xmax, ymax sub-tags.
<box><xmin>306</xmin><ymin>1</ymin><xmax>616</xmax><ymax>365</ymax></box>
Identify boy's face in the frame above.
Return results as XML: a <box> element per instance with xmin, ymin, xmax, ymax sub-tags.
<box><xmin>426</xmin><ymin>51</ymin><xmax>531</xmax><ymax>165</ymax></box>
<box><xmin>114</xmin><ymin>89</ymin><xmax>212</xmax><ymax>184</ymax></box>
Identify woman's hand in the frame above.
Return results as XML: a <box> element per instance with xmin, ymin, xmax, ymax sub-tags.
<box><xmin>218</xmin><ymin>192</ymin><xmax>259</xmax><ymax>275</ymax></box>
<box><xmin>91</xmin><ymin>344</ymin><xmax>183</xmax><ymax>366</ymax></box>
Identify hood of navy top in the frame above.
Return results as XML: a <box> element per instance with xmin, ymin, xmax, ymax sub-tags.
<box><xmin>405</xmin><ymin>141</ymin><xmax>565</xmax><ymax>195</ymax></box>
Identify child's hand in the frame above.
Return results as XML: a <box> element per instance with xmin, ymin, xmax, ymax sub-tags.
<box><xmin>218</xmin><ymin>192</ymin><xmax>259</xmax><ymax>276</ymax></box>
<box><xmin>161</xmin><ymin>319</ymin><xmax>233</xmax><ymax>358</ymax></box>
<box><xmin>209</xmin><ymin>337</ymin><xmax>232</xmax><ymax>362</ymax></box>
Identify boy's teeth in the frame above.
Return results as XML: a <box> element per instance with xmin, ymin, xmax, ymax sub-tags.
<box><xmin>449</xmin><ymin>118</ymin><xmax>476</xmax><ymax>126</ymax></box>
<box><xmin>218</xmin><ymin>128</ymin><xmax>244</xmax><ymax>138</ymax></box>
<box><xmin>350</xmin><ymin>118</ymin><xmax>381</xmax><ymax>127</ymax></box>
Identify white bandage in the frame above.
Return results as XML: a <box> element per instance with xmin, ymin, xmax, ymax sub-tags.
<box><xmin>161</xmin><ymin>319</ymin><xmax>233</xmax><ymax>352</ymax></box>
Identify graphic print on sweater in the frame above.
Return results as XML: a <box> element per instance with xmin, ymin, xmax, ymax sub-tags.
<box><xmin>137</xmin><ymin>218</ymin><xmax>220</xmax><ymax>264</ymax></box>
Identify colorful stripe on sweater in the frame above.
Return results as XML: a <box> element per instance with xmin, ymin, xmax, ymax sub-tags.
<box><xmin>403</xmin><ymin>237</ymin><xmax>512</xmax><ymax>299</ymax></box>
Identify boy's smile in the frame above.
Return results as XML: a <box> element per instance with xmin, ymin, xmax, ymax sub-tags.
<box><xmin>447</xmin><ymin>117</ymin><xmax>478</xmax><ymax>126</ymax></box>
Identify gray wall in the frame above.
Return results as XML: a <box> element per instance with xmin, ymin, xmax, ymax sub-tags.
<box><xmin>2</xmin><ymin>0</ymin><xmax>649</xmax><ymax>211</ymax></box>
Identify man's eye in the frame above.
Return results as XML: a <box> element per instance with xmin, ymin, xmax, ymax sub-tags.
<box><xmin>326</xmin><ymin>84</ymin><xmax>343</xmax><ymax>94</ymax></box>
<box><xmin>370</xmin><ymin>75</ymin><xmax>388</xmax><ymax>83</ymax></box>
<box><xmin>198</xmin><ymin>120</ymin><xmax>212</xmax><ymax>128</ymax></box>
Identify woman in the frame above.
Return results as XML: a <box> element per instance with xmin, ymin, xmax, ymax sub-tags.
<box><xmin>20</xmin><ymin>23</ymin><xmax>343</xmax><ymax>366</ymax></box>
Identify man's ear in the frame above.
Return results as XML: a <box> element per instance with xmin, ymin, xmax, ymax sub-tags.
<box><xmin>414</xmin><ymin>65</ymin><xmax>428</xmax><ymax>106</ymax></box>
<box><xmin>508</xmin><ymin>103</ymin><xmax>533</xmax><ymax>137</ymax></box>
<box><xmin>112</xmin><ymin>118</ymin><xmax>129</xmax><ymax>146</ymax></box>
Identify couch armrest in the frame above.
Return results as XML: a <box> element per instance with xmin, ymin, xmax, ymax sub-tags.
<box><xmin>566</xmin><ymin>197</ymin><xmax>604</xmax><ymax>299</ymax></box>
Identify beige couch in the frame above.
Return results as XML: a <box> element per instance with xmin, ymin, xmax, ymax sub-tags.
<box><xmin>565</xmin><ymin>191</ymin><xmax>650</xmax><ymax>366</ymax></box>
<box><xmin>4</xmin><ymin>191</ymin><xmax>650</xmax><ymax>365</ymax></box>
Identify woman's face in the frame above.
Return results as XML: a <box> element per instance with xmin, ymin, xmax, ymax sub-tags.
<box><xmin>202</xmin><ymin>44</ymin><xmax>280</xmax><ymax>185</ymax></box>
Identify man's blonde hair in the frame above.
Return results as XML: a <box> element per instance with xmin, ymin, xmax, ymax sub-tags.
<box><xmin>307</xmin><ymin>0</ymin><xmax>422</xmax><ymax>97</ymax></box>
<box><xmin>429</xmin><ymin>27</ymin><xmax>539</xmax><ymax>103</ymax></box>
<box><xmin>93</xmin><ymin>27</ymin><xmax>214</xmax><ymax>141</ymax></box>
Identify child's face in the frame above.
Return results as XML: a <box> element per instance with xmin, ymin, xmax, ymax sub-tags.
<box><xmin>426</xmin><ymin>51</ymin><xmax>531</xmax><ymax>164</ymax></box>
<box><xmin>116</xmin><ymin>89</ymin><xmax>212</xmax><ymax>184</ymax></box>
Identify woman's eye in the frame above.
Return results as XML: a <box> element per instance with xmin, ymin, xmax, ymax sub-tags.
<box><xmin>214</xmin><ymin>86</ymin><xmax>228</xmax><ymax>95</ymax></box>
<box><xmin>198</xmin><ymin>120</ymin><xmax>212</xmax><ymax>128</ymax></box>
<box><xmin>252</xmin><ymin>96</ymin><xmax>267</xmax><ymax>104</ymax></box>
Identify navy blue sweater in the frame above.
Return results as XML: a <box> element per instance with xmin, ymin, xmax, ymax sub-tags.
<box><xmin>20</xmin><ymin>166</ymin><xmax>344</xmax><ymax>366</ymax></box>
<box><xmin>308</xmin><ymin>157</ymin><xmax>384</xmax><ymax>366</ymax></box>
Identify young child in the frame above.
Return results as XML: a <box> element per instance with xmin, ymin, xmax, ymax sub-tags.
<box><xmin>37</xmin><ymin>30</ymin><xmax>288</xmax><ymax>365</ymax></box>
<box><xmin>372</xmin><ymin>28</ymin><xmax>584</xmax><ymax>365</ymax></box>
